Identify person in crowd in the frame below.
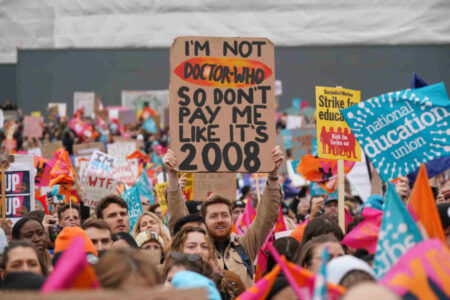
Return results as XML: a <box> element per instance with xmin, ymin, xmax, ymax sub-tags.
<box><xmin>82</xmin><ymin>218</ymin><xmax>113</xmax><ymax>254</ymax></box>
<box><xmin>132</xmin><ymin>211</ymin><xmax>171</xmax><ymax>251</ymax></box>
<box><xmin>231</xmin><ymin>200</ymin><xmax>245</xmax><ymax>223</ymax></box>
<box><xmin>437</xmin><ymin>202</ymin><xmax>450</xmax><ymax>247</ymax></box>
<box><xmin>162</xmin><ymin>252</ymin><xmax>214</xmax><ymax>288</ymax></box>
<box><xmin>95</xmin><ymin>195</ymin><xmax>130</xmax><ymax>234</ymax></box>
<box><xmin>326</xmin><ymin>255</ymin><xmax>376</xmax><ymax>289</ymax></box>
<box><xmin>163</xmin><ymin>146</ymin><xmax>284</xmax><ymax>288</ymax></box>
<box><xmin>95</xmin><ymin>248</ymin><xmax>161</xmax><ymax>289</ymax></box>
<box><xmin>437</xmin><ymin>182</ymin><xmax>450</xmax><ymax>204</ymax></box>
<box><xmin>111</xmin><ymin>232</ymin><xmax>138</xmax><ymax>248</ymax></box>
<box><xmin>135</xmin><ymin>230</ymin><xmax>164</xmax><ymax>265</ymax></box>
<box><xmin>171</xmin><ymin>270</ymin><xmax>222</xmax><ymax>300</ymax></box>
<box><xmin>342</xmin><ymin>282</ymin><xmax>401</xmax><ymax>300</ymax></box>
<box><xmin>297</xmin><ymin>235</ymin><xmax>345</xmax><ymax>273</ymax></box>
<box><xmin>173</xmin><ymin>214</ymin><xmax>207</xmax><ymax>235</ymax></box>
<box><xmin>57</xmin><ymin>204</ymin><xmax>81</xmax><ymax>228</ymax></box>
<box><xmin>264</xmin><ymin>237</ymin><xmax>302</xmax><ymax>299</ymax></box>
<box><xmin>323</xmin><ymin>197</ymin><xmax>338</xmax><ymax>223</ymax></box>
<box><xmin>294</xmin><ymin>215</ymin><xmax>344</xmax><ymax>244</ymax></box>
<box><xmin>11</xmin><ymin>217</ymin><xmax>53</xmax><ymax>272</ymax></box>
<box><xmin>170</xmin><ymin>226</ymin><xmax>246</xmax><ymax>299</ymax></box>
<box><xmin>0</xmin><ymin>241</ymin><xmax>49</xmax><ymax>278</ymax></box>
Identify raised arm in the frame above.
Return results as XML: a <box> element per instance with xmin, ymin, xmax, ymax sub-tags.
<box><xmin>240</xmin><ymin>146</ymin><xmax>284</xmax><ymax>261</ymax></box>
<box><xmin>162</xmin><ymin>149</ymin><xmax>189</xmax><ymax>235</ymax></box>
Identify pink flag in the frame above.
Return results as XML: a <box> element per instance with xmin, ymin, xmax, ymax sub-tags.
<box><xmin>237</xmin><ymin>265</ymin><xmax>281</xmax><ymax>300</ymax></box>
<box><xmin>41</xmin><ymin>237</ymin><xmax>100</xmax><ymax>292</ymax></box>
<box><xmin>235</xmin><ymin>198</ymin><xmax>256</xmax><ymax>235</ymax></box>
<box><xmin>341</xmin><ymin>207</ymin><xmax>382</xmax><ymax>254</ymax></box>
<box><xmin>345</xmin><ymin>207</ymin><xmax>354</xmax><ymax>230</ymax></box>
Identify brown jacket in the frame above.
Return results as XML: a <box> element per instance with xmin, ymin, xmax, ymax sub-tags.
<box><xmin>167</xmin><ymin>179</ymin><xmax>282</xmax><ymax>288</ymax></box>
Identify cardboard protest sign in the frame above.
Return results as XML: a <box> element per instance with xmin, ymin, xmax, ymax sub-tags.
<box><xmin>169</xmin><ymin>36</ymin><xmax>276</xmax><ymax>172</ymax></box>
<box><xmin>0</xmin><ymin>162</ymin><xmax>35</xmax><ymax>223</ymax></box>
<box><xmin>121</xmin><ymin>186</ymin><xmax>143</xmax><ymax>233</ymax></box>
<box><xmin>282</xmin><ymin>128</ymin><xmax>316</xmax><ymax>159</ymax></box>
<box><xmin>341</xmin><ymin>82</ymin><xmax>450</xmax><ymax>182</ymax></box>
<box><xmin>84</xmin><ymin>151</ymin><xmax>115</xmax><ymax>177</ymax></box>
<box><xmin>193</xmin><ymin>173</ymin><xmax>236</xmax><ymax>201</ymax></box>
<box><xmin>41</xmin><ymin>141</ymin><xmax>63</xmax><ymax>159</ymax></box>
<box><xmin>118</xmin><ymin>109</ymin><xmax>136</xmax><ymax>125</ymax></box>
<box><xmin>0</xmin><ymin>288</ymin><xmax>207</xmax><ymax>300</ymax></box>
<box><xmin>73</xmin><ymin>142</ymin><xmax>105</xmax><ymax>167</ymax></box>
<box><xmin>107</xmin><ymin>142</ymin><xmax>138</xmax><ymax>186</ymax></box>
<box><xmin>380</xmin><ymin>239</ymin><xmax>450</xmax><ymax>299</ymax></box>
<box><xmin>74</xmin><ymin>92</ymin><xmax>95</xmax><ymax>117</ymax></box>
<box><xmin>47</xmin><ymin>105</ymin><xmax>59</xmax><ymax>121</ymax></box>
<box><xmin>23</xmin><ymin>116</ymin><xmax>43</xmax><ymax>138</ymax></box>
<box><xmin>3</xmin><ymin>110</ymin><xmax>19</xmax><ymax>122</ymax></box>
<box><xmin>82</xmin><ymin>175</ymin><xmax>117</xmax><ymax>208</ymax></box>
<box><xmin>48</xmin><ymin>103</ymin><xmax>67</xmax><ymax>118</ymax></box>
<box><xmin>316</xmin><ymin>86</ymin><xmax>361</xmax><ymax>161</ymax></box>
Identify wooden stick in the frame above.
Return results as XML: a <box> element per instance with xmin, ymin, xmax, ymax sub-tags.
<box><xmin>253</xmin><ymin>173</ymin><xmax>261</xmax><ymax>204</ymax></box>
<box><xmin>1</xmin><ymin>167</ymin><xmax>5</xmax><ymax>222</ymax></box>
<box><xmin>337</xmin><ymin>160</ymin><xmax>345</xmax><ymax>233</ymax></box>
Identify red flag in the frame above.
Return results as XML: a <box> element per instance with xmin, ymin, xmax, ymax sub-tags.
<box><xmin>297</xmin><ymin>155</ymin><xmax>355</xmax><ymax>193</ymax></box>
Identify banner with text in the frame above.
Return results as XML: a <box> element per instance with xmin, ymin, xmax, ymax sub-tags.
<box><xmin>82</xmin><ymin>175</ymin><xmax>117</xmax><ymax>208</ymax></box>
<box><xmin>0</xmin><ymin>163</ymin><xmax>34</xmax><ymax>223</ymax></box>
<box><xmin>316</xmin><ymin>87</ymin><xmax>361</xmax><ymax>161</ymax></box>
<box><xmin>341</xmin><ymin>82</ymin><xmax>450</xmax><ymax>182</ymax></box>
<box><xmin>169</xmin><ymin>36</ymin><xmax>276</xmax><ymax>172</ymax></box>
<box><xmin>193</xmin><ymin>173</ymin><xmax>236</xmax><ymax>201</ymax></box>
<box><xmin>107</xmin><ymin>142</ymin><xmax>138</xmax><ymax>186</ymax></box>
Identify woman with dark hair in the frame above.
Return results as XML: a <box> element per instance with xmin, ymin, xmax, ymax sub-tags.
<box><xmin>111</xmin><ymin>232</ymin><xmax>138</xmax><ymax>248</ymax></box>
<box><xmin>301</xmin><ymin>215</ymin><xmax>344</xmax><ymax>245</ymax></box>
<box><xmin>297</xmin><ymin>235</ymin><xmax>344</xmax><ymax>273</ymax></box>
<box><xmin>12</xmin><ymin>217</ymin><xmax>52</xmax><ymax>272</ymax></box>
<box><xmin>1</xmin><ymin>240</ymin><xmax>48</xmax><ymax>278</ymax></box>
<box><xmin>95</xmin><ymin>247</ymin><xmax>161</xmax><ymax>289</ymax></box>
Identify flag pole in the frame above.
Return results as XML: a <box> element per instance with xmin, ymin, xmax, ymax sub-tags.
<box><xmin>336</xmin><ymin>86</ymin><xmax>345</xmax><ymax>233</ymax></box>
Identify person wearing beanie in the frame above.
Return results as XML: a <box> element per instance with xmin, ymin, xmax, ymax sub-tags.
<box><xmin>54</xmin><ymin>226</ymin><xmax>98</xmax><ymax>257</ymax></box>
<box><xmin>326</xmin><ymin>255</ymin><xmax>376</xmax><ymax>289</ymax></box>
<box><xmin>231</xmin><ymin>199</ymin><xmax>245</xmax><ymax>223</ymax></box>
<box><xmin>171</xmin><ymin>270</ymin><xmax>221</xmax><ymax>300</ymax></box>
<box><xmin>1</xmin><ymin>272</ymin><xmax>46</xmax><ymax>290</ymax></box>
<box><xmin>135</xmin><ymin>230</ymin><xmax>164</xmax><ymax>265</ymax></box>
<box><xmin>173</xmin><ymin>214</ymin><xmax>206</xmax><ymax>235</ymax></box>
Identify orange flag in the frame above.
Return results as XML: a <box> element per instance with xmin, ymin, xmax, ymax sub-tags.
<box><xmin>408</xmin><ymin>164</ymin><xmax>446</xmax><ymax>243</ymax></box>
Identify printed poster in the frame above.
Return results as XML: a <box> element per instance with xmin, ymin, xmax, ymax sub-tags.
<box><xmin>316</xmin><ymin>86</ymin><xmax>361</xmax><ymax>161</ymax></box>
<box><xmin>341</xmin><ymin>82</ymin><xmax>450</xmax><ymax>182</ymax></box>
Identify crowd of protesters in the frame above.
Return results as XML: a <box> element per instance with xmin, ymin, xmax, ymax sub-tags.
<box><xmin>0</xmin><ymin>100</ymin><xmax>449</xmax><ymax>300</ymax></box>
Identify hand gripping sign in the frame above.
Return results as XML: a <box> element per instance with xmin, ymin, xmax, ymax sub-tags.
<box><xmin>169</xmin><ymin>37</ymin><xmax>276</xmax><ymax>172</ymax></box>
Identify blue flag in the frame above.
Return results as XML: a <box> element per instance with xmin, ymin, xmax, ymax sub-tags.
<box><xmin>135</xmin><ymin>171</ymin><xmax>155</xmax><ymax>204</ymax></box>
<box><xmin>310</xmin><ymin>182</ymin><xmax>338</xmax><ymax>199</ymax></box>
<box><xmin>341</xmin><ymin>82</ymin><xmax>450</xmax><ymax>182</ymax></box>
<box><xmin>143</xmin><ymin>117</ymin><xmax>157</xmax><ymax>134</ymax></box>
<box><xmin>373</xmin><ymin>183</ymin><xmax>423</xmax><ymax>279</ymax></box>
<box><xmin>406</xmin><ymin>73</ymin><xmax>450</xmax><ymax>185</ymax></box>
<box><xmin>121</xmin><ymin>186</ymin><xmax>144</xmax><ymax>234</ymax></box>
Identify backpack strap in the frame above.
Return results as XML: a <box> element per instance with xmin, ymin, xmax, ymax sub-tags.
<box><xmin>231</xmin><ymin>243</ymin><xmax>254</xmax><ymax>279</ymax></box>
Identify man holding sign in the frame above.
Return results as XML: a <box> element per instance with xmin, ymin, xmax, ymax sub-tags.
<box><xmin>163</xmin><ymin>146</ymin><xmax>283</xmax><ymax>288</ymax></box>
